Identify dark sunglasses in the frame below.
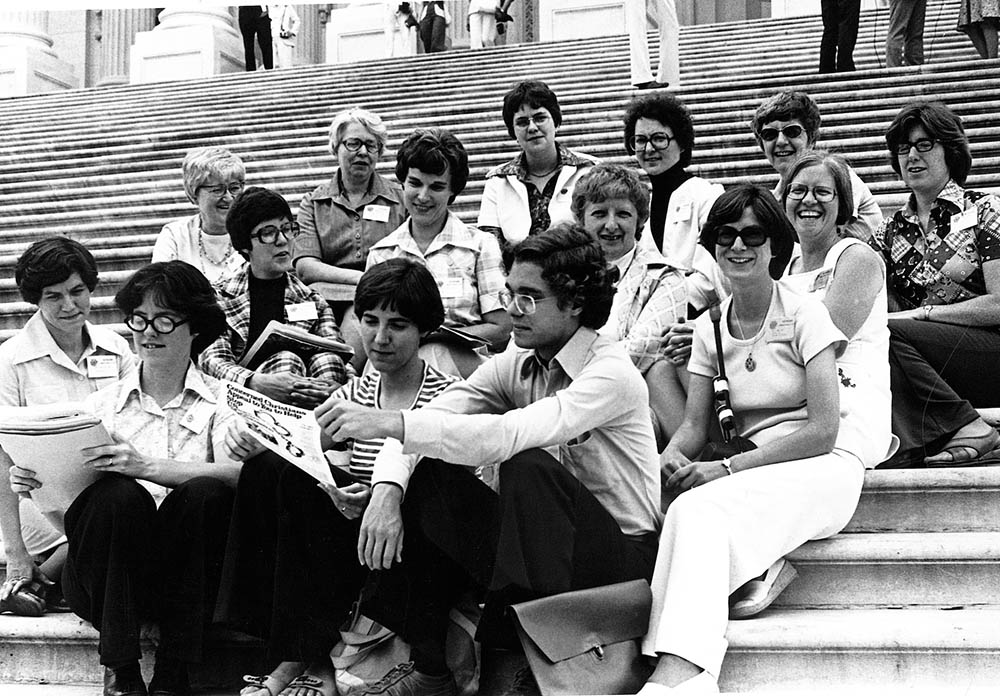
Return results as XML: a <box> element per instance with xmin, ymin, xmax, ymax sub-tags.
<box><xmin>758</xmin><ymin>124</ymin><xmax>805</xmax><ymax>142</ymax></box>
<box><xmin>714</xmin><ymin>225</ymin><xmax>769</xmax><ymax>247</ymax></box>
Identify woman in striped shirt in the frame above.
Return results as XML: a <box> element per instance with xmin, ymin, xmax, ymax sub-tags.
<box><xmin>215</xmin><ymin>259</ymin><xmax>456</xmax><ymax>696</ymax></box>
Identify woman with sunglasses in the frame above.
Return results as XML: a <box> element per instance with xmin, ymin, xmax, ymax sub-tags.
<box><xmin>869</xmin><ymin>101</ymin><xmax>1000</xmax><ymax>467</ymax></box>
<box><xmin>153</xmin><ymin>147</ymin><xmax>248</xmax><ymax>283</ymax></box>
<box><xmin>10</xmin><ymin>260</ymin><xmax>238</xmax><ymax>696</ymax></box>
<box><xmin>751</xmin><ymin>91</ymin><xmax>882</xmax><ymax>238</ymax></box>
<box><xmin>477</xmin><ymin>80</ymin><xmax>599</xmax><ymax>249</ymax></box>
<box><xmin>639</xmin><ymin>185</ymin><xmax>865</xmax><ymax>695</ymax></box>
<box><xmin>200</xmin><ymin>187</ymin><xmax>351</xmax><ymax>408</ymax></box>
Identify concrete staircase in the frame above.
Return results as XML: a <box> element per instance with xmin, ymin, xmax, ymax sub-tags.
<box><xmin>0</xmin><ymin>0</ymin><xmax>997</xmax><ymax>336</ymax></box>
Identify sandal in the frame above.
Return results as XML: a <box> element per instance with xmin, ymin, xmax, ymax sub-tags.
<box><xmin>281</xmin><ymin>674</ymin><xmax>335</xmax><ymax>696</ymax></box>
<box><xmin>0</xmin><ymin>580</ymin><xmax>47</xmax><ymax>617</ymax></box>
<box><xmin>925</xmin><ymin>428</ymin><xmax>1000</xmax><ymax>467</ymax></box>
<box><xmin>242</xmin><ymin>674</ymin><xmax>280</xmax><ymax>696</ymax></box>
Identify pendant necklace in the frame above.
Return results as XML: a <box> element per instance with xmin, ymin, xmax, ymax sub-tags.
<box><xmin>199</xmin><ymin>229</ymin><xmax>236</xmax><ymax>272</ymax></box>
<box><xmin>730</xmin><ymin>301</ymin><xmax>766</xmax><ymax>372</ymax></box>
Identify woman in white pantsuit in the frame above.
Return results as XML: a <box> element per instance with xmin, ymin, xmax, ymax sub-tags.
<box><xmin>639</xmin><ymin>184</ymin><xmax>879</xmax><ymax>695</ymax></box>
<box><xmin>626</xmin><ymin>0</ymin><xmax>680</xmax><ymax>89</ymax></box>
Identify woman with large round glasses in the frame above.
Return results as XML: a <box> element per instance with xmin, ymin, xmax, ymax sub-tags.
<box><xmin>200</xmin><ymin>187</ymin><xmax>351</xmax><ymax>408</ymax></box>
<box><xmin>751</xmin><ymin>90</ymin><xmax>882</xmax><ymax>238</ymax></box>
<box><xmin>153</xmin><ymin>147</ymin><xmax>248</xmax><ymax>282</ymax></box>
<box><xmin>869</xmin><ymin>100</ymin><xmax>1000</xmax><ymax>467</ymax></box>
<box><xmin>10</xmin><ymin>260</ymin><xmax>237</xmax><ymax>696</ymax></box>
<box><xmin>294</xmin><ymin>108</ymin><xmax>407</xmax><ymax>373</ymax></box>
<box><xmin>639</xmin><ymin>185</ymin><xmax>866</xmax><ymax>694</ymax></box>
<box><xmin>477</xmin><ymin>80</ymin><xmax>599</xmax><ymax>248</ymax></box>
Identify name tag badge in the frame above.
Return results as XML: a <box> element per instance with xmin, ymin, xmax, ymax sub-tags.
<box><xmin>286</xmin><ymin>301</ymin><xmax>319</xmax><ymax>322</ymax></box>
<box><xmin>363</xmin><ymin>204</ymin><xmax>391</xmax><ymax>223</ymax></box>
<box><xmin>766</xmin><ymin>317</ymin><xmax>795</xmax><ymax>343</ymax></box>
<box><xmin>810</xmin><ymin>268</ymin><xmax>833</xmax><ymax>293</ymax></box>
<box><xmin>953</xmin><ymin>207</ymin><xmax>977</xmax><ymax>232</ymax></box>
<box><xmin>86</xmin><ymin>355</ymin><xmax>119</xmax><ymax>379</ymax></box>
<box><xmin>439</xmin><ymin>277</ymin><xmax>464</xmax><ymax>299</ymax></box>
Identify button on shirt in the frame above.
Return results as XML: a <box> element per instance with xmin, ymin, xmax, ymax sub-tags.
<box><xmin>293</xmin><ymin>169</ymin><xmax>407</xmax><ymax>272</ymax></box>
<box><xmin>85</xmin><ymin>362</ymin><xmax>235</xmax><ymax>507</ymax></box>
<box><xmin>371</xmin><ymin>327</ymin><xmax>661</xmax><ymax>537</ymax></box>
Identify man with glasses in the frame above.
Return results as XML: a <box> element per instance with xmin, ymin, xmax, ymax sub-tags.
<box><xmin>201</xmin><ymin>187</ymin><xmax>351</xmax><ymax>408</ymax></box>
<box><xmin>316</xmin><ymin>224</ymin><xmax>661</xmax><ymax>696</ymax></box>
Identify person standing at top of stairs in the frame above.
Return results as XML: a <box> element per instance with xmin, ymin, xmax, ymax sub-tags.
<box><xmin>886</xmin><ymin>0</ymin><xmax>927</xmax><ymax>66</ymax></box>
<box><xmin>819</xmin><ymin>0</ymin><xmax>862</xmax><ymax>72</ymax></box>
<box><xmin>626</xmin><ymin>0</ymin><xmax>680</xmax><ymax>90</ymax></box>
<box><xmin>239</xmin><ymin>5</ymin><xmax>274</xmax><ymax>71</ymax></box>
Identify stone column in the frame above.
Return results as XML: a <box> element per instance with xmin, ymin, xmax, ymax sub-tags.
<box><xmin>129</xmin><ymin>5</ymin><xmax>244</xmax><ymax>84</ymax></box>
<box><xmin>96</xmin><ymin>8</ymin><xmax>158</xmax><ymax>87</ymax></box>
<box><xmin>299</xmin><ymin>3</ymin><xmax>327</xmax><ymax>66</ymax></box>
<box><xmin>0</xmin><ymin>11</ymin><xmax>78</xmax><ymax>96</ymax></box>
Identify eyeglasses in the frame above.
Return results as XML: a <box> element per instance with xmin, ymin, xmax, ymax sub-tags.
<box><xmin>758</xmin><ymin>124</ymin><xmax>805</xmax><ymax>142</ymax></box>
<box><xmin>125</xmin><ymin>313</ymin><xmax>189</xmax><ymax>334</ymax></box>
<box><xmin>894</xmin><ymin>138</ymin><xmax>937</xmax><ymax>155</ymax></box>
<box><xmin>513</xmin><ymin>113</ymin><xmax>551</xmax><ymax>129</ymax></box>
<box><xmin>714</xmin><ymin>225</ymin><xmax>769</xmax><ymax>248</ymax></box>
<box><xmin>340</xmin><ymin>138</ymin><xmax>380</xmax><ymax>153</ymax></box>
<box><xmin>254</xmin><ymin>221</ymin><xmax>301</xmax><ymax>245</ymax></box>
<box><xmin>199</xmin><ymin>181</ymin><xmax>245</xmax><ymax>197</ymax></box>
<box><xmin>499</xmin><ymin>289</ymin><xmax>557</xmax><ymax>315</ymax></box>
<box><xmin>628</xmin><ymin>133</ymin><xmax>674</xmax><ymax>152</ymax></box>
<box><xmin>786</xmin><ymin>183</ymin><xmax>837</xmax><ymax>202</ymax></box>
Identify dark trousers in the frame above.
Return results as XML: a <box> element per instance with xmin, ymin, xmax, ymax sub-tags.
<box><xmin>886</xmin><ymin>0</ymin><xmax>926</xmax><ymax>67</ymax></box>
<box><xmin>361</xmin><ymin>451</ymin><xmax>658</xmax><ymax>656</ymax></box>
<box><xmin>62</xmin><ymin>474</ymin><xmax>233</xmax><ymax>665</ymax></box>
<box><xmin>819</xmin><ymin>0</ymin><xmax>861</xmax><ymax>72</ymax></box>
<box><xmin>419</xmin><ymin>14</ymin><xmax>447</xmax><ymax>53</ymax></box>
<box><xmin>214</xmin><ymin>452</ymin><xmax>366</xmax><ymax>662</ymax></box>
<box><xmin>882</xmin><ymin>318</ymin><xmax>1000</xmax><ymax>466</ymax></box>
<box><xmin>239</xmin><ymin>6</ymin><xmax>273</xmax><ymax>71</ymax></box>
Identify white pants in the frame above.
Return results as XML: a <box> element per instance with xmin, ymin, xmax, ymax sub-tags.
<box><xmin>469</xmin><ymin>11</ymin><xmax>497</xmax><ymax>49</ymax></box>
<box><xmin>273</xmin><ymin>39</ymin><xmax>295</xmax><ymax>69</ymax></box>
<box><xmin>641</xmin><ymin>450</ymin><xmax>865</xmax><ymax>678</ymax></box>
<box><xmin>626</xmin><ymin>0</ymin><xmax>680</xmax><ymax>85</ymax></box>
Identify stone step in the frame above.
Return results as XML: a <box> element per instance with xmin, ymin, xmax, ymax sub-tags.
<box><xmin>778</xmin><ymin>531</ymin><xmax>1000</xmax><ymax>608</ymax></box>
<box><xmin>848</xmin><ymin>468</ymin><xmax>1000</xmax><ymax>533</ymax></box>
<box><xmin>721</xmin><ymin>607</ymin><xmax>1000</xmax><ymax>691</ymax></box>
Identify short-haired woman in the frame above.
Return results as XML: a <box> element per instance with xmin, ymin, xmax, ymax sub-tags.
<box><xmin>10</xmin><ymin>261</ymin><xmax>239</xmax><ymax>696</ymax></box>
<box><xmin>751</xmin><ymin>90</ymin><xmax>882</xmax><ymax>237</ymax></box>
<box><xmin>200</xmin><ymin>187</ymin><xmax>351</xmax><ymax>408</ymax></box>
<box><xmin>571</xmin><ymin>164</ymin><xmax>689</xmax><ymax>446</ymax></box>
<box><xmin>870</xmin><ymin>100</ymin><xmax>1000</xmax><ymax>466</ymax></box>
<box><xmin>478</xmin><ymin>80</ymin><xmax>598</xmax><ymax>247</ymax></box>
<box><xmin>153</xmin><ymin>146</ymin><xmax>248</xmax><ymax>282</ymax></box>
<box><xmin>640</xmin><ymin>185</ymin><xmax>870</xmax><ymax>694</ymax></box>
<box><xmin>0</xmin><ymin>238</ymin><xmax>135</xmax><ymax>617</ymax></box>
<box><xmin>369</xmin><ymin>128</ymin><xmax>511</xmax><ymax>377</ymax></box>
<box><xmin>216</xmin><ymin>259</ymin><xmax>457</xmax><ymax>696</ymax></box>
<box><xmin>294</xmin><ymin>107</ymin><xmax>408</xmax><ymax>372</ymax></box>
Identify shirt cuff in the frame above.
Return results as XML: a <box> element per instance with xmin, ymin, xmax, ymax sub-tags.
<box><xmin>370</xmin><ymin>437</ymin><xmax>414</xmax><ymax>492</ymax></box>
<box><xmin>400</xmin><ymin>409</ymin><xmax>446</xmax><ymax>456</ymax></box>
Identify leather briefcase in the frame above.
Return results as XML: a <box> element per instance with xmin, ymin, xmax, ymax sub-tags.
<box><xmin>509</xmin><ymin>579</ymin><xmax>654</xmax><ymax>696</ymax></box>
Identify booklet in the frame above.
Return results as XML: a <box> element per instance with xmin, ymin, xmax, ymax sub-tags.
<box><xmin>0</xmin><ymin>404</ymin><xmax>111</xmax><ymax>514</ymax></box>
<box><xmin>421</xmin><ymin>325</ymin><xmax>491</xmax><ymax>350</ymax></box>
<box><xmin>223</xmin><ymin>381</ymin><xmax>334</xmax><ymax>487</ymax></box>
<box><xmin>239</xmin><ymin>320</ymin><xmax>355</xmax><ymax>371</ymax></box>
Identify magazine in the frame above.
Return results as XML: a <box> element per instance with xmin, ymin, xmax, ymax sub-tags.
<box><xmin>0</xmin><ymin>404</ymin><xmax>112</xmax><ymax>514</ymax></box>
<box><xmin>239</xmin><ymin>320</ymin><xmax>354</xmax><ymax>370</ymax></box>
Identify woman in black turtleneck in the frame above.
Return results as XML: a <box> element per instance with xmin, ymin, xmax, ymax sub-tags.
<box><xmin>623</xmin><ymin>93</ymin><xmax>723</xmax><ymax>273</ymax></box>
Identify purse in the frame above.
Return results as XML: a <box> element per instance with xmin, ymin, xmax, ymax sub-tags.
<box><xmin>701</xmin><ymin>302</ymin><xmax>756</xmax><ymax>460</ymax></box>
<box><xmin>509</xmin><ymin>579</ymin><xmax>654</xmax><ymax>696</ymax></box>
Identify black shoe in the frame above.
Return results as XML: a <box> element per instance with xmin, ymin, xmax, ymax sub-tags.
<box><xmin>148</xmin><ymin>657</ymin><xmax>190</xmax><ymax>696</ymax></box>
<box><xmin>104</xmin><ymin>664</ymin><xmax>148</xmax><ymax>696</ymax></box>
<box><xmin>634</xmin><ymin>80</ymin><xmax>670</xmax><ymax>90</ymax></box>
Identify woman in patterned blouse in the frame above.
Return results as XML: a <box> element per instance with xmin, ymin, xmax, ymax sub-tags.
<box><xmin>869</xmin><ymin>100</ymin><xmax>1000</xmax><ymax>467</ymax></box>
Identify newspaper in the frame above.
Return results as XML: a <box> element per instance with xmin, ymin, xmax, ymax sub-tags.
<box><xmin>223</xmin><ymin>381</ymin><xmax>334</xmax><ymax>486</ymax></box>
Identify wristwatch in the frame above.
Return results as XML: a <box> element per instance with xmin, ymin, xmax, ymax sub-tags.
<box><xmin>721</xmin><ymin>457</ymin><xmax>734</xmax><ymax>476</ymax></box>
<box><xmin>922</xmin><ymin>305</ymin><xmax>933</xmax><ymax>321</ymax></box>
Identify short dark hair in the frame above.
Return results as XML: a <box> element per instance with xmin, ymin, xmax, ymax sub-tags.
<box><xmin>750</xmin><ymin>91</ymin><xmax>822</xmax><ymax>149</ymax></box>
<box><xmin>15</xmin><ymin>236</ymin><xmax>100</xmax><ymax>305</ymax></box>
<box><xmin>622</xmin><ymin>92</ymin><xmax>696</xmax><ymax>167</ymax></box>
<box><xmin>501</xmin><ymin>80</ymin><xmax>563</xmax><ymax>139</ymax></box>
<box><xmin>700</xmin><ymin>184</ymin><xmax>795</xmax><ymax>279</ymax></box>
<box><xmin>781</xmin><ymin>150</ymin><xmax>855</xmax><ymax>228</ymax></box>
<box><xmin>507</xmin><ymin>222</ymin><xmax>615</xmax><ymax>330</ymax></box>
<box><xmin>354</xmin><ymin>258</ymin><xmax>445</xmax><ymax>334</ymax></box>
<box><xmin>394</xmin><ymin>128</ymin><xmax>470</xmax><ymax>198</ymax></box>
<box><xmin>884</xmin><ymin>100</ymin><xmax>971</xmax><ymax>185</ymax></box>
<box><xmin>226</xmin><ymin>186</ymin><xmax>293</xmax><ymax>258</ymax></box>
<box><xmin>570</xmin><ymin>164</ymin><xmax>651</xmax><ymax>237</ymax></box>
<box><xmin>115</xmin><ymin>261</ymin><xmax>227</xmax><ymax>358</ymax></box>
